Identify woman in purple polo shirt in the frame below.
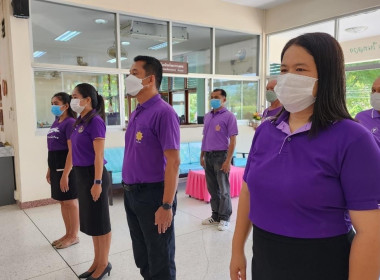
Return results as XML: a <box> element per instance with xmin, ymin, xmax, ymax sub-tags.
<box><xmin>46</xmin><ymin>92</ymin><xmax>79</xmax><ymax>249</ymax></box>
<box><xmin>69</xmin><ymin>83</ymin><xmax>112</xmax><ymax>280</ymax></box>
<box><xmin>355</xmin><ymin>76</ymin><xmax>380</xmax><ymax>142</ymax></box>
<box><xmin>231</xmin><ymin>33</ymin><xmax>380</xmax><ymax>280</ymax></box>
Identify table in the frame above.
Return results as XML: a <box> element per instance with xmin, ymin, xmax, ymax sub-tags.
<box><xmin>185</xmin><ymin>166</ymin><xmax>245</xmax><ymax>202</ymax></box>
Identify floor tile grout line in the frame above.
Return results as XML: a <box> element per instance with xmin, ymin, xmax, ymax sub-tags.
<box><xmin>201</xmin><ymin>229</ymin><xmax>210</xmax><ymax>280</ymax></box>
<box><xmin>22</xmin><ymin>209</ymin><xmax>79</xmax><ymax>279</ymax></box>
<box><xmin>25</xmin><ymin>267</ymin><xmax>73</xmax><ymax>280</ymax></box>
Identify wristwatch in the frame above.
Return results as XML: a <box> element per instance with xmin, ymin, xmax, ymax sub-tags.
<box><xmin>161</xmin><ymin>202</ymin><xmax>173</xmax><ymax>210</ymax></box>
<box><xmin>94</xmin><ymin>179</ymin><xmax>102</xmax><ymax>185</ymax></box>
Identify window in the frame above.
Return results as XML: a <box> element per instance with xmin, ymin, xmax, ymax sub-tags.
<box><xmin>215</xmin><ymin>30</ymin><xmax>259</xmax><ymax>76</ymax></box>
<box><xmin>34</xmin><ymin>71</ymin><xmax>120</xmax><ymax>128</ymax></box>
<box><xmin>267</xmin><ymin>21</ymin><xmax>335</xmax><ymax>75</ymax></box>
<box><xmin>31</xmin><ymin>0</ymin><xmax>116</xmax><ymax>68</ymax></box>
<box><xmin>338</xmin><ymin>9</ymin><xmax>380</xmax><ymax>116</ymax></box>
<box><xmin>119</xmin><ymin>16</ymin><xmax>168</xmax><ymax>69</ymax></box>
<box><xmin>213</xmin><ymin>80</ymin><xmax>258</xmax><ymax>120</ymax></box>
<box><xmin>158</xmin><ymin>77</ymin><xmax>206</xmax><ymax>124</ymax></box>
<box><xmin>346</xmin><ymin>65</ymin><xmax>380</xmax><ymax>117</ymax></box>
<box><xmin>172</xmin><ymin>24</ymin><xmax>211</xmax><ymax>74</ymax></box>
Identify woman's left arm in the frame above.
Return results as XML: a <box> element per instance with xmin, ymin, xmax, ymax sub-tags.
<box><xmin>91</xmin><ymin>138</ymin><xmax>105</xmax><ymax>201</ymax></box>
<box><xmin>349</xmin><ymin>209</ymin><xmax>380</xmax><ymax>280</ymax></box>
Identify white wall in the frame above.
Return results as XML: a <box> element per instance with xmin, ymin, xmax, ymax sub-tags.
<box><xmin>4</xmin><ymin>0</ymin><xmax>263</xmax><ymax>203</ymax></box>
<box><xmin>265</xmin><ymin>0</ymin><xmax>380</xmax><ymax>34</ymax></box>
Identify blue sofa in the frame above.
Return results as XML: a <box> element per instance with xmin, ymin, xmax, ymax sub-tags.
<box><xmin>104</xmin><ymin>143</ymin><xmax>203</xmax><ymax>186</ymax></box>
<box><xmin>179</xmin><ymin>142</ymin><xmax>203</xmax><ymax>176</ymax></box>
<box><xmin>232</xmin><ymin>152</ymin><xmax>248</xmax><ymax>167</ymax></box>
<box><xmin>104</xmin><ymin>147</ymin><xmax>124</xmax><ymax>185</ymax></box>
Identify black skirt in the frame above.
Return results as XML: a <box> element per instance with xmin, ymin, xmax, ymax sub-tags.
<box><xmin>251</xmin><ymin>224</ymin><xmax>355</xmax><ymax>280</ymax></box>
<box><xmin>73</xmin><ymin>165</ymin><xmax>111</xmax><ymax>236</ymax></box>
<box><xmin>48</xmin><ymin>150</ymin><xmax>77</xmax><ymax>201</ymax></box>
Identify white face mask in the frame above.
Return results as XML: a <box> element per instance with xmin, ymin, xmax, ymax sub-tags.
<box><xmin>274</xmin><ymin>73</ymin><xmax>317</xmax><ymax>113</ymax></box>
<box><xmin>70</xmin><ymin>99</ymin><xmax>85</xmax><ymax>114</ymax></box>
<box><xmin>371</xmin><ymin>93</ymin><xmax>380</xmax><ymax>110</ymax></box>
<box><xmin>125</xmin><ymin>75</ymin><xmax>150</xmax><ymax>96</ymax></box>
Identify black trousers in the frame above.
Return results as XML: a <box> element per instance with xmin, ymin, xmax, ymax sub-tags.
<box><xmin>251</xmin><ymin>224</ymin><xmax>355</xmax><ymax>280</ymax></box>
<box><xmin>123</xmin><ymin>182</ymin><xmax>177</xmax><ymax>280</ymax></box>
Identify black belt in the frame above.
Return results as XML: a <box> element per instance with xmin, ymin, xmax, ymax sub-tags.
<box><xmin>205</xmin><ymin>150</ymin><xmax>227</xmax><ymax>155</ymax></box>
<box><xmin>122</xmin><ymin>181</ymin><xmax>164</xmax><ymax>192</ymax></box>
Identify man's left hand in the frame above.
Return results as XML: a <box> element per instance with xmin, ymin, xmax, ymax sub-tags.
<box><xmin>155</xmin><ymin>206</ymin><xmax>173</xmax><ymax>234</ymax></box>
<box><xmin>220</xmin><ymin>160</ymin><xmax>231</xmax><ymax>173</ymax></box>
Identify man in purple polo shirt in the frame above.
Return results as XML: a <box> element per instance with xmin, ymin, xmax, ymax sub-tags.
<box><xmin>122</xmin><ymin>56</ymin><xmax>180</xmax><ymax>280</ymax></box>
<box><xmin>355</xmin><ymin>76</ymin><xmax>380</xmax><ymax>142</ymax></box>
<box><xmin>200</xmin><ymin>88</ymin><xmax>238</xmax><ymax>231</ymax></box>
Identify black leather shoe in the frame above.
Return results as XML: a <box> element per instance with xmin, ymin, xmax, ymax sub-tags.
<box><xmin>78</xmin><ymin>270</ymin><xmax>94</xmax><ymax>278</ymax></box>
<box><xmin>86</xmin><ymin>262</ymin><xmax>112</xmax><ymax>280</ymax></box>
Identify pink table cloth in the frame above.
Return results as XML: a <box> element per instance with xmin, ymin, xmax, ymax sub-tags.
<box><xmin>185</xmin><ymin>166</ymin><xmax>245</xmax><ymax>202</ymax></box>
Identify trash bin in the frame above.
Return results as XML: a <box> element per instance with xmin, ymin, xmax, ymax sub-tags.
<box><xmin>0</xmin><ymin>146</ymin><xmax>16</xmax><ymax>206</ymax></box>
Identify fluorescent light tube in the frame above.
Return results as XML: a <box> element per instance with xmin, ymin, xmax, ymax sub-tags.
<box><xmin>55</xmin><ymin>31</ymin><xmax>81</xmax><ymax>42</ymax></box>
<box><xmin>33</xmin><ymin>51</ymin><xmax>46</xmax><ymax>58</ymax></box>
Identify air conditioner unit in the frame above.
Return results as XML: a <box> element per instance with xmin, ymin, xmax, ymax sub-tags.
<box><xmin>120</xmin><ymin>20</ymin><xmax>189</xmax><ymax>43</ymax></box>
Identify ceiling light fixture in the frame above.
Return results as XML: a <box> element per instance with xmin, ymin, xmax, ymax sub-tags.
<box><xmin>55</xmin><ymin>31</ymin><xmax>81</xmax><ymax>42</ymax></box>
<box><xmin>345</xmin><ymin>26</ymin><xmax>368</xmax><ymax>33</ymax></box>
<box><xmin>107</xmin><ymin>57</ymin><xmax>127</xmax><ymax>63</ymax></box>
<box><xmin>33</xmin><ymin>51</ymin><xmax>46</xmax><ymax>58</ymax></box>
<box><xmin>148</xmin><ymin>41</ymin><xmax>180</xmax><ymax>51</ymax></box>
<box><xmin>94</xmin><ymin>19</ymin><xmax>108</xmax><ymax>24</ymax></box>
<box><xmin>121</xmin><ymin>41</ymin><xmax>131</xmax><ymax>46</ymax></box>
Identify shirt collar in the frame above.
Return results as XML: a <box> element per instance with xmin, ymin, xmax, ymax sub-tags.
<box><xmin>275</xmin><ymin>111</ymin><xmax>312</xmax><ymax>136</ymax></box>
<box><xmin>211</xmin><ymin>107</ymin><xmax>227</xmax><ymax>115</ymax></box>
<box><xmin>137</xmin><ymin>94</ymin><xmax>161</xmax><ymax>110</ymax></box>
<box><xmin>372</xmin><ymin>109</ymin><xmax>380</xmax><ymax>119</ymax></box>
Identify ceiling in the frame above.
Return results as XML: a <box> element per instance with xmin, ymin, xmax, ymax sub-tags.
<box><xmin>221</xmin><ymin>0</ymin><xmax>293</xmax><ymax>9</ymax></box>
<box><xmin>31</xmin><ymin>0</ymin><xmax>257</xmax><ymax>70</ymax></box>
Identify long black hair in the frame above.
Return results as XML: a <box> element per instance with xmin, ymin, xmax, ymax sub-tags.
<box><xmin>74</xmin><ymin>83</ymin><xmax>105</xmax><ymax>121</ymax></box>
<box><xmin>52</xmin><ymin>92</ymin><xmax>76</xmax><ymax>119</ymax></box>
<box><xmin>280</xmin><ymin>32</ymin><xmax>353</xmax><ymax>136</ymax></box>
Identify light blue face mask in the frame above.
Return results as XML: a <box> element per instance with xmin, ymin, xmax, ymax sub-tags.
<box><xmin>210</xmin><ymin>99</ymin><xmax>222</xmax><ymax>109</ymax></box>
<box><xmin>265</xmin><ymin>90</ymin><xmax>278</xmax><ymax>103</ymax></box>
<box><xmin>51</xmin><ymin>105</ymin><xmax>64</xmax><ymax>117</ymax></box>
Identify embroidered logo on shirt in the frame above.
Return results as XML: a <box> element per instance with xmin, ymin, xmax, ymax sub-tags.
<box><xmin>371</xmin><ymin>127</ymin><xmax>378</xmax><ymax>134</ymax></box>
<box><xmin>215</xmin><ymin>124</ymin><xmax>221</xmax><ymax>131</ymax></box>
<box><xmin>78</xmin><ymin>125</ymin><xmax>84</xmax><ymax>133</ymax></box>
<box><xmin>136</xmin><ymin>131</ymin><xmax>143</xmax><ymax>143</ymax></box>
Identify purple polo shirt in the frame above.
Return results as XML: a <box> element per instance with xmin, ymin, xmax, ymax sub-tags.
<box><xmin>355</xmin><ymin>109</ymin><xmax>380</xmax><ymax>141</ymax></box>
<box><xmin>243</xmin><ymin>111</ymin><xmax>380</xmax><ymax>238</ymax></box>
<box><xmin>261</xmin><ymin>106</ymin><xmax>282</xmax><ymax>122</ymax></box>
<box><xmin>122</xmin><ymin>94</ymin><xmax>180</xmax><ymax>184</ymax></box>
<box><xmin>47</xmin><ymin>117</ymin><xmax>75</xmax><ymax>151</ymax></box>
<box><xmin>70</xmin><ymin>112</ymin><xmax>106</xmax><ymax>167</ymax></box>
<box><xmin>201</xmin><ymin>107</ymin><xmax>238</xmax><ymax>152</ymax></box>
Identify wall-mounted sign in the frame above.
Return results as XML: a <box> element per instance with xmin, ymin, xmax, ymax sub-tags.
<box><xmin>160</xmin><ymin>60</ymin><xmax>188</xmax><ymax>74</ymax></box>
<box><xmin>341</xmin><ymin>35</ymin><xmax>380</xmax><ymax>64</ymax></box>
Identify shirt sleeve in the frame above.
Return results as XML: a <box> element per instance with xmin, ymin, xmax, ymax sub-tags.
<box><xmin>228</xmin><ymin>113</ymin><xmax>238</xmax><ymax>137</ymax></box>
<box><xmin>158</xmin><ymin>109</ymin><xmax>180</xmax><ymax>151</ymax></box>
<box><xmin>340</xmin><ymin>132</ymin><xmax>380</xmax><ymax>210</ymax></box>
<box><xmin>89</xmin><ymin>116</ymin><xmax>106</xmax><ymax>141</ymax></box>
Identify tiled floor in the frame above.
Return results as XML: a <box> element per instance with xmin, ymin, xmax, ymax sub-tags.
<box><xmin>0</xmin><ymin>182</ymin><xmax>252</xmax><ymax>280</ymax></box>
